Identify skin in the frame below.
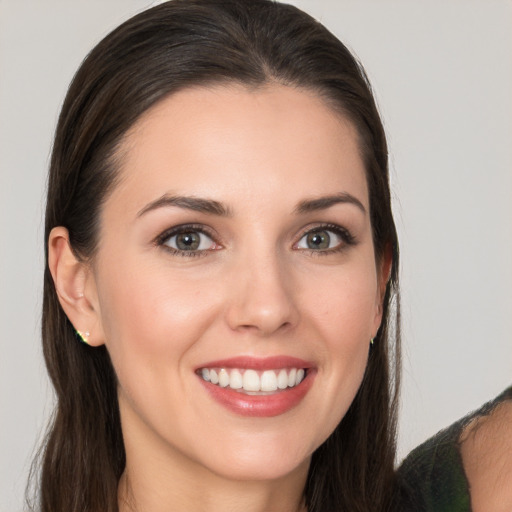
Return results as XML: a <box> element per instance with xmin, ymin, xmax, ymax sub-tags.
<box><xmin>460</xmin><ymin>399</ymin><xmax>512</xmax><ymax>512</ymax></box>
<box><xmin>49</xmin><ymin>84</ymin><xmax>389</xmax><ymax>512</ymax></box>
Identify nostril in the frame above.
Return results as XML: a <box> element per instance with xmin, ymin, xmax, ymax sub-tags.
<box><xmin>234</xmin><ymin>319</ymin><xmax>293</xmax><ymax>336</ymax></box>
<box><xmin>224</xmin><ymin>273</ymin><xmax>300</xmax><ymax>335</ymax></box>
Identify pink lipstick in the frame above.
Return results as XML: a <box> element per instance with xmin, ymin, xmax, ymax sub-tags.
<box><xmin>196</xmin><ymin>356</ymin><xmax>315</xmax><ymax>417</ymax></box>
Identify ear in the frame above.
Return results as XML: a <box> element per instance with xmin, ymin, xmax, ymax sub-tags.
<box><xmin>48</xmin><ymin>227</ymin><xmax>105</xmax><ymax>347</ymax></box>
<box><xmin>372</xmin><ymin>243</ymin><xmax>393</xmax><ymax>336</ymax></box>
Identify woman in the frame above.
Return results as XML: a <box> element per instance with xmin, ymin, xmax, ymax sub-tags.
<box><xmin>37</xmin><ymin>1</ymin><xmax>400</xmax><ymax>511</ymax></box>
<box><xmin>397</xmin><ymin>386</ymin><xmax>512</xmax><ymax>511</ymax></box>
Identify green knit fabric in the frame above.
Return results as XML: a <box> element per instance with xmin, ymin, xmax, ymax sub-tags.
<box><xmin>397</xmin><ymin>422</ymin><xmax>470</xmax><ymax>511</ymax></box>
<box><xmin>396</xmin><ymin>386</ymin><xmax>512</xmax><ymax>512</ymax></box>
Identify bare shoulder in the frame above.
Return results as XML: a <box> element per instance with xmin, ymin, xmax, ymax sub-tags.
<box><xmin>460</xmin><ymin>398</ymin><xmax>512</xmax><ymax>512</ymax></box>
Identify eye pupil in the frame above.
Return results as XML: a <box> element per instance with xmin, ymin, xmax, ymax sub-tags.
<box><xmin>176</xmin><ymin>232</ymin><xmax>200</xmax><ymax>250</ymax></box>
<box><xmin>307</xmin><ymin>231</ymin><xmax>330</xmax><ymax>249</ymax></box>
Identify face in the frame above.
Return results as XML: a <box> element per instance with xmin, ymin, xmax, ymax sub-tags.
<box><xmin>88</xmin><ymin>84</ymin><xmax>385</xmax><ymax>483</ymax></box>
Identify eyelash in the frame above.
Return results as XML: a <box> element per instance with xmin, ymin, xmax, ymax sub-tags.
<box><xmin>154</xmin><ymin>223</ymin><xmax>356</xmax><ymax>257</ymax></box>
<box><xmin>155</xmin><ymin>224</ymin><xmax>219</xmax><ymax>258</ymax></box>
<box><xmin>294</xmin><ymin>223</ymin><xmax>357</xmax><ymax>256</ymax></box>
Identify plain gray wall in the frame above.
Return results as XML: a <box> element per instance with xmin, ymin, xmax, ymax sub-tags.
<box><xmin>1</xmin><ymin>1</ymin><xmax>511</xmax><ymax>510</ymax></box>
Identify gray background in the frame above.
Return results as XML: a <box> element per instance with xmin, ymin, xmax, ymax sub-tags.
<box><xmin>1</xmin><ymin>1</ymin><xmax>511</xmax><ymax>510</ymax></box>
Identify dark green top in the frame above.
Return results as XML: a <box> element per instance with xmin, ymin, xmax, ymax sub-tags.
<box><xmin>396</xmin><ymin>386</ymin><xmax>512</xmax><ymax>512</ymax></box>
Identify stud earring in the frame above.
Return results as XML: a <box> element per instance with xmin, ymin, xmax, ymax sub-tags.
<box><xmin>370</xmin><ymin>337</ymin><xmax>374</xmax><ymax>346</ymax></box>
<box><xmin>76</xmin><ymin>330</ymin><xmax>90</xmax><ymax>344</ymax></box>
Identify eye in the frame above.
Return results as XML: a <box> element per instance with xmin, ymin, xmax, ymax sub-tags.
<box><xmin>295</xmin><ymin>225</ymin><xmax>354</xmax><ymax>252</ymax></box>
<box><xmin>157</xmin><ymin>226</ymin><xmax>219</xmax><ymax>255</ymax></box>
<box><xmin>297</xmin><ymin>229</ymin><xmax>340</xmax><ymax>250</ymax></box>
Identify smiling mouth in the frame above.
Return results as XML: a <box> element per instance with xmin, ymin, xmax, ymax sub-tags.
<box><xmin>198</xmin><ymin>367</ymin><xmax>306</xmax><ymax>393</ymax></box>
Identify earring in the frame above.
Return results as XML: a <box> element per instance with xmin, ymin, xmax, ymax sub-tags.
<box><xmin>370</xmin><ymin>337</ymin><xmax>374</xmax><ymax>346</ymax></box>
<box><xmin>76</xmin><ymin>330</ymin><xmax>90</xmax><ymax>345</ymax></box>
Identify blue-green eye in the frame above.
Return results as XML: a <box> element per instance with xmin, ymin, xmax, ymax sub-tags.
<box><xmin>162</xmin><ymin>228</ymin><xmax>217</xmax><ymax>252</ymax></box>
<box><xmin>296</xmin><ymin>226</ymin><xmax>353</xmax><ymax>252</ymax></box>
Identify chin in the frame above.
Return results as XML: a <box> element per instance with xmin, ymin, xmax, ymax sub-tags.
<box><xmin>188</xmin><ymin>431</ymin><xmax>314</xmax><ymax>483</ymax></box>
<box><xmin>210</xmin><ymin>453</ymin><xmax>311</xmax><ymax>483</ymax></box>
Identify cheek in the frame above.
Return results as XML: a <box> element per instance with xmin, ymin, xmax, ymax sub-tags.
<box><xmin>323</xmin><ymin>282</ymin><xmax>376</xmax><ymax>378</ymax></box>
<box><xmin>95</xmin><ymin>259</ymin><xmax>221</xmax><ymax>384</ymax></box>
<box><xmin>301</xmin><ymin>264</ymin><xmax>377</xmax><ymax>432</ymax></box>
<box><xmin>307</xmin><ymin>265</ymin><xmax>378</xmax><ymax>346</ymax></box>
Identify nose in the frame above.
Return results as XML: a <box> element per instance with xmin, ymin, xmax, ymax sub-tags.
<box><xmin>224</xmin><ymin>252</ymin><xmax>300</xmax><ymax>337</ymax></box>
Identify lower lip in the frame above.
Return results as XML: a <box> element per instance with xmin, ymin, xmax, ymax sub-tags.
<box><xmin>198</xmin><ymin>371</ymin><xmax>315</xmax><ymax>417</ymax></box>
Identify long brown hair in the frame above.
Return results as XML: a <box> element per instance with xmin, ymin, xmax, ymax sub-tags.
<box><xmin>36</xmin><ymin>1</ymin><xmax>401</xmax><ymax>511</ymax></box>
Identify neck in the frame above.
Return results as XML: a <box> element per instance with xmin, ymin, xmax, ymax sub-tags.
<box><xmin>118</xmin><ymin>456</ymin><xmax>309</xmax><ymax>512</ymax></box>
<box><xmin>118</xmin><ymin>396</ymin><xmax>309</xmax><ymax>512</ymax></box>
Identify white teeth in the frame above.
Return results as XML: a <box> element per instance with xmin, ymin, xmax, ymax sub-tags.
<box><xmin>199</xmin><ymin>367</ymin><xmax>307</xmax><ymax>392</ymax></box>
<box><xmin>218</xmin><ymin>368</ymin><xmax>229</xmax><ymax>387</ymax></box>
<box><xmin>260</xmin><ymin>370</ymin><xmax>278</xmax><ymax>392</ymax></box>
<box><xmin>277</xmin><ymin>369</ymin><xmax>288</xmax><ymax>390</ymax></box>
<box><xmin>230</xmin><ymin>369</ymin><xmax>243</xmax><ymax>389</ymax></box>
<box><xmin>243</xmin><ymin>369</ymin><xmax>260</xmax><ymax>392</ymax></box>
<box><xmin>288</xmin><ymin>368</ymin><xmax>297</xmax><ymax>387</ymax></box>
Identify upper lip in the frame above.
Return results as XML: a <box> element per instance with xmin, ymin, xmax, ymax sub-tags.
<box><xmin>196</xmin><ymin>355</ymin><xmax>314</xmax><ymax>371</ymax></box>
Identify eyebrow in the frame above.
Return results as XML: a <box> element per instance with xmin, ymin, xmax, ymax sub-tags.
<box><xmin>294</xmin><ymin>192</ymin><xmax>366</xmax><ymax>215</ymax></box>
<box><xmin>137</xmin><ymin>191</ymin><xmax>365</xmax><ymax>218</ymax></box>
<box><xmin>137</xmin><ymin>194</ymin><xmax>231</xmax><ymax>217</ymax></box>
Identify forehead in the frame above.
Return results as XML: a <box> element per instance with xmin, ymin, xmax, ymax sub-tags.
<box><xmin>110</xmin><ymin>84</ymin><xmax>368</xmax><ymax>213</ymax></box>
